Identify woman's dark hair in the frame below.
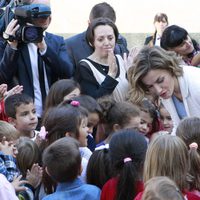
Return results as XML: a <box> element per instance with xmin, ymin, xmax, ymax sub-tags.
<box><xmin>161</xmin><ymin>25</ymin><xmax>188</xmax><ymax>49</ymax></box>
<box><xmin>86</xmin><ymin>148</ymin><xmax>112</xmax><ymax>189</ymax></box>
<box><xmin>86</xmin><ymin>17</ymin><xmax>119</xmax><ymax>47</ymax></box>
<box><xmin>109</xmin><ymin>129</ymin><xmax>147</xmax><ymax>200</ymax></box>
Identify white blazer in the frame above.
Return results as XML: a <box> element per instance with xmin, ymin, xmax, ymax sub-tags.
<box><xmin>162</xmin><ymin>66</ymin><xmax>200</xmax><ymax>134</ymax></box>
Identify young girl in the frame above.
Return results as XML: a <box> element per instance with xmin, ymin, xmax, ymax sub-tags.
<box><xmin>159</xmin><ymin>104</ymin><xmax>173</xmax><ymax>134</ymax></box>
<box><xmin>138</xmin><ymin>98</ymin><xmax>163</xmax><ymax>140</ymax></box>
<box><xmin>135</xmin><ymin>134</ymin><xmax>200</xmax><ymax>200</ymax></box>
<box><xmin>44</xmin><ymin>79</ymin><xmax>81</xmax><ymax>114</ymax></box>
<box><xmin>176</xmin><ymin>117</ymin><xmax>200</xmax><ymax>197</ymax></box>
<box><xmin>142</xmin><ymin>176</ymin><xmax>184</xmax><ymax>200</ymax></box>
<box><xmin>71</xmin><ymin>95</ymin><xmax>102</xmax><ymax>152</ymax></box>
<box><xmin>86</xmin><ymin>148</ymin><xmax>112</xmax><ymax>189</ymax></box>
<box><xmin>16</xmin><ymin>137</ymin><xmax>42</xmax><ymax>200</ymax></box>
<box><xmin>96</xmin><ymin>96</ymin><xmax>141</xmax><ymax>149</ymax></box>
<box><xmin>101</xmin><ymin>129</ymin><xmax>147</xmax><ymax>200</ymax></box>
<box><xmin>41</xmin><ymin>100</ymin><xmax>89</xmax><ymax>194</ymax></box>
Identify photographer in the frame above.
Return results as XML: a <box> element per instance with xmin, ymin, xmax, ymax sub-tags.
<box><xmin>0</xmin><ymin>0</ymin><xmax>73</xmax><ymax>120</ymax></box>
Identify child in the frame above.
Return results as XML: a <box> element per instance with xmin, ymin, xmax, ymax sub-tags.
<box><xmin>44</xmin><ymin>79</ymin><xmax>81</xmax><ymax>113</ymax></box>
<box><xmin>176</xmin><ymin>117</ymin><xmax>200</xmax><ymax>196</ymax></box>
<box><xmin>159</xmin><ymin>104</ymin><xmax>173</xmax><ymax>133</ymax></box>
<box><xmin>86</xmin><ymin>148</ymin><xmax>112</xmax><ymax>189</ymax></box>
<box><xmin>41</xmin><ymin>100</ymin><xmax>89</xmax><ymax>194</ymax></box>
<box><xmin>101</xmin><ymin>129</ymin><xmax>147</xmax><ymax>200</ymax></box>
<box><xmin>142</xmin><ymin>176</ymin><xmax>184</xmax><ymax>200</ymax></box>
<box><xmin>135</xmin><ymin>134</ymin><xmax>200</xmax><ymax>200</ymax></box>
<box><xmin>71</xmin><ymin>95</ymin><xmax>102</xmax><ymax>151</ymax></box>
<box><xmin>16</xmin><ymin>137</ymin><xmax>43</xmax><ymax>200</ymax></box>
<box><xmin>138</xmin><ymin>98</ymin><xmax>163</xmax><ymax>140</ymax></box>
<box><xmin>96</xmin><ymin>96</ymin><xmax>141</xmax><ymax>149</ymax></box>
<box><xmin>42</xmin><ymin>137</ymin><xmax>100</xmax><ymax>200</ymax></box>
<box><xmin>0</xmin><ymin>120</ymin><xmax>20</xmax><ymax>182</ymax></box>
<box><xmin>4</xmin><ymin>93</ymin><xmax>38</xmax><ymax>140</ymax></box>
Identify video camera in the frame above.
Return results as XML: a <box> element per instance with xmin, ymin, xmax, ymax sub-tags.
<box><xmin>13</xmin><ymin>4</ymin><xmax>51</xmax><ymax>43</ymax></box>
<box><xmin>0</xmin><ymin>2</ymin><xmax>51</xmax><ymax>43</ymax></box>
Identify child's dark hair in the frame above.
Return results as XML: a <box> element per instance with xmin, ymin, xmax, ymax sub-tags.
<box><xmin>139</xmin><ymin>98</ymin><xmax>162</xmax><ymax>136</ymax></box>
<box><xmin>71</xmin><ymin>95</ymin><xmax>102</xmax><ymax>116</ymax></box>
<box><xmin>86</xmin><ymin>148</ymin><xmax>112</xmax><ymax>189</ymax></box>
<box><xmin>5</xmin><ymin>93</ymin><xmax>33</xmax><ymax>118</ymax></box>
<box><xmin>42</xmin><ymin>137</ymin><xmax>81</xmax><ymax>183</ymax></box>
<box><xmin>176</xmin><ymin>117</ymin><xmax>200</xmax><ymax>191</ymax></box>
<box><xmin>41</xmin><ymin>101</ymin><xmax>88</xmax><ymax>194</ymax></box>
<box><xmin>98</xmin><ymin>96</ymin><xmax>140</xmax><ymax>133</ymax></box>
<box><xmin>16</xmin><ymin>137</ymin><xmax>41</xmax><ymax>177</ymax></box>
<box><xmin>42</xmin><ymin>102</ymin><xmax>88</xmax><ymax>147</ymax></box>
<box><xmin>44</xmin><ymin>79</ymin><xmax>80</xmax><ymax>111</ymax></box>
<box><xmin>109</xmin><ymin>129</ymin><xmax>147</xmax><ymax>200</ymax></box>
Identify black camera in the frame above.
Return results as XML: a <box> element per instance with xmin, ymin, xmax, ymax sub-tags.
<box><xmin>13</xmin><ymin>4</ymin><xmax>51</xmax><ymax>43</ymax></box>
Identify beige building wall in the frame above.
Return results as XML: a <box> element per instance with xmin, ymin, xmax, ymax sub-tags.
<box><xmin>48</xmin><ymin>0</ymin><xmax>200</xmax><ymax>34</ymax></box>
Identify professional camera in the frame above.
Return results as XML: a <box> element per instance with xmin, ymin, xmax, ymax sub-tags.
<box><xmin>12</xmin><ymin>4</ymin><xmax>51</xmax><ymax>43</ymax></box>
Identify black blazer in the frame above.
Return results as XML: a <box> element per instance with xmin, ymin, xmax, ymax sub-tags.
<box><xmin>0</xmin><ymin>32</ymin><xmax>73</xmax><ymax>99</ymax></box>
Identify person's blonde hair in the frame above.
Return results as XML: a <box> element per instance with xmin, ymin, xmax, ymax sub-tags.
<box><xmin>127</xmin><ymin>46</ymin><xmax>183</xmax><ymax>104</ymax></box>
<box><xmin>143</xmin><ymin>134</ymin><xmax>188</xmax><ymax>191</ymax></box>
<box><xmin>142</xmin><ymin>176</ymin><xmax>184</xmax><ymax>200</ymax></box>
<box><xmin>0</xmin><ymin>120</ymin><xmax>19</xmax><ymax>142</ymax></box>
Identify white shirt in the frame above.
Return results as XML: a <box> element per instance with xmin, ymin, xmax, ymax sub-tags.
<box><xmin>28</xmin><ymin>43</ymin><xmax>49</xmax><ymax>117</ymax></box>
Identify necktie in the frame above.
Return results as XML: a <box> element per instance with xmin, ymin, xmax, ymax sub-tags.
<box><xmin>37</xmin><ymin>49</ymin><xmax>46</xmax><ymax>106</ymax></box>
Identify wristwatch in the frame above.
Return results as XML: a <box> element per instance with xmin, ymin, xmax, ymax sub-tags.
<box><xmin>3</xmin><ymin>32</ymin><xmax>15</xmax><ymax>42</ymax></box>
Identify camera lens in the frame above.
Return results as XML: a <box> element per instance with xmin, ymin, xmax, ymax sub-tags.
<box><xmin>22</xmin><ymin>26</ymin><xmax>44</xmax><ymax>43</ymax></box>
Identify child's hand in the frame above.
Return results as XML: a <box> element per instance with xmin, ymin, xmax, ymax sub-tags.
<box><xmin>0</xmin><ymin>137</ymin><xmax>16</xmax><ymax>156</ymax></box>
<box><xmin>0</xmin><ymin>84</ymin><xmax>8</xmax><ymax>100</ymax></box>
<box><xmin>11</xmin><ymin>175</ymin><xmax>28</xmax><ymax>192</ymax></box>
<box><xmin>26</xmin><ymin>163</ymin><xmax>43</xmax><ymax>188</ymax></box>
<box><xmin>108</xmin><ymin>50</ymin><xmax>117</xmax><ymax>78</ymax></box>
<box><xmin>4</xmin><ymin>85</ymin><xmax>23</xmax><ymax>100</ymax></box>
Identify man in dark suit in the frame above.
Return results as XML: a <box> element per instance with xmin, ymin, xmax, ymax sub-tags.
<box><xmin>65</xmin><ymin>2</ymin><xmax>129</xmax><ymax>70</ymax></box>
<box><xmin>0</xmin><ymin>0</ymin><xmax>73</xmax><ymax>118</ymax></box>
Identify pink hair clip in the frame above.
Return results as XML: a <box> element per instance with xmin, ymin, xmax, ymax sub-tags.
<box><xmin>38</xmin><ymin>126</ymin><xmax>48</xmax><ymax>140</ymax></box>
<box><xmin>189</xmin><ymin>142</ymin><xmax>198</xmax><ymax>150</ymax></box>
<box><xmin>124</xmin><ymin>157</ymin><xmax>132</xmax><ymax>163</ymax></box>
<box><xmin>70</xmin><ymin>100</ymin><xmax>80</xmax><ymax>107</ymax></box>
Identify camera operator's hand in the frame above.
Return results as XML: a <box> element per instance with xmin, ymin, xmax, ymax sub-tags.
<box><xmin>4</xmin><ymin>19</ymin><xmax>20</xmax><ymax>49</ymax></box>
<box><xmin>37</xmin><ymin>38</ymin><xmax>47</xmax><ymax>54</ymax></box>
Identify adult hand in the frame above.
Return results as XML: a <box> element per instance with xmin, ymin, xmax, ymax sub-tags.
<box><xmin>4</xmin><ymin>19</ymin><xmax>20</xmax><ymax>49</ymax></box>
<box><xmin>37</xmin><ymin>38</ymin><xmax>47</xmax><ymax>54</ymax></box>
<box><xmin>107</xmin><ymin>50</ymin><xmax>117</xmax><ymax>78</ymax></box>
<box><xmin>123</xmin><ymin>46</ymin><xmax>141</xmax><ymax>71</ymax></box>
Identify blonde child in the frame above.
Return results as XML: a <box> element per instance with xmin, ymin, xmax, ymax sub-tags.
<box><xmin>142</xmin><ymin>176</ymin><xmax>184</xmax><ymax>200</ymax></box>
<box><xmin>176</xmin><ymin>117</ymin><xmax>200</xmax><ymax>197</ymax></box>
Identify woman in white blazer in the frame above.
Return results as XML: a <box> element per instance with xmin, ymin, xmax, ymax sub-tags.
<box><xmin>128</xmin><ymin>46</ymin><xmax>200</xmax><ymax>133</ymax></box>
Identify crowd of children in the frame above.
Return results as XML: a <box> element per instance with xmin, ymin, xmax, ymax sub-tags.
<box><xmin>0</xmin><ymin>1</ymin><xmax>200</xmax><ymax>200</ymax></box>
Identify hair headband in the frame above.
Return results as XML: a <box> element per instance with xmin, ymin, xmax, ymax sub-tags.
<box><xmin>70</xmin><ymin>100</ymin><xmax>80</xmax><ymax>107</ymax></box>
<box><xmin>189</xmin><ymin>142</ymin><xmax>198</xmax><ymax>150</ymax></box>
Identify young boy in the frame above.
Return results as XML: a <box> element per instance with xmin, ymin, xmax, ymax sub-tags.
<box><xmin>4</xmin><ymin>93</ymin><xmax>38</xmax><ymax>140</ymax></box>
<box><xmin>42</xmin><ymin>137</ymin><xmax>101</xmax><ymax>200</ymax></box>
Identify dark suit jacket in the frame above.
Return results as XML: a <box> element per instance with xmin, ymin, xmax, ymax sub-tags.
<box><xmin>0</xmin><ymin>32</ymin><xmax>73</xmax><ymax>99</ymax></box>
<box><xmin>65</xmin><ymin>31</ymin><xmax>129</xmax><ymax>70</ymax></box>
